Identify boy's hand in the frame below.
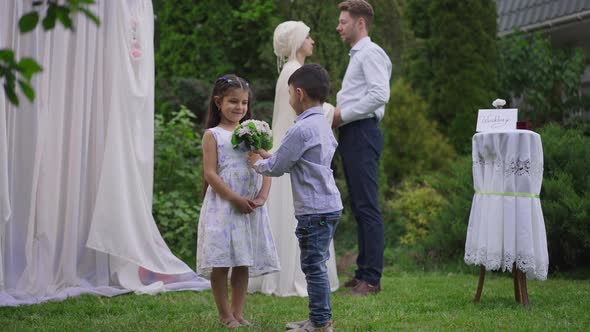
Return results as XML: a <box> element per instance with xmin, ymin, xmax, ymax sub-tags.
<box><xmin>247</xmin><ymin>151</ymin><xmax>262</xmax><ymax>168</ymax></box>
<box><xmin>253</xmin><ymin>149</ymin><xmax>272</xmax><ymax>159</ymax></box>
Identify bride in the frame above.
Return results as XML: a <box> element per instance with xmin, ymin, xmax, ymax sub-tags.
<box><xmin>248</xmin><ymin>21</ymin><xmax>339</xmax><ymax>296</ymax></box>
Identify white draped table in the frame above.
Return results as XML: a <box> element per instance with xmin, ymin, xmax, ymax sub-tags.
<box><xmin>464</xmin><ymin>130</ymin><xmax>549</xmax><ymax>305</ymax></box>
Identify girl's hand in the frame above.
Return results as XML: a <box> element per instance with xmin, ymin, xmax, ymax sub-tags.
<box><xmin>231</xmin><ymin>196</ymin><xmax>255</xmax><ymax>214</ymax></box>
<box><xmin>250</xmin><ymin>196</ymin><xmax>267</xmax><ymax>208</ymax></box>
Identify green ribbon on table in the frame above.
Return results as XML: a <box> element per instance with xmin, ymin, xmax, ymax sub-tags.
<box><xmin>475</xmin><ymin>190</ymin><xmax>540</xmax><ymax>198</ymax></box>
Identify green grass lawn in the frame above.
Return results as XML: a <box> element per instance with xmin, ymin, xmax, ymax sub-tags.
<box><xmin>1</xmin><ymin>271</ymin><xmax>589</xmax><ymax>331</ymax></box>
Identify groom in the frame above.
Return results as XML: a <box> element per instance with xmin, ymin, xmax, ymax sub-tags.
<box><xmin>332</xmin><ymin>0</ymin><xmax>392</xmax><ymax>296</ymax></box>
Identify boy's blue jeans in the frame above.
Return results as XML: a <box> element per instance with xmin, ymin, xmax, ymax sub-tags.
<box><xmin>295</xmin><ymin>210</ymin><xmax>341</xmax><ymax>328</ymax></box>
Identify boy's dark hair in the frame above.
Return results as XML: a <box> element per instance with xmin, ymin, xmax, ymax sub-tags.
<box><xmin>287</xmin><ymin>63</ymin><xmax>330</xmax><ymax>104</ymax></box>
<box><xmin>338</xmin><ymin>0</ymin><xmax>374</xmax><ymax>30</ymax></box>
<box><xmin>205</xmin><ymin>74</ymin><xmax>252</xmax><ymax>129</ymax></box>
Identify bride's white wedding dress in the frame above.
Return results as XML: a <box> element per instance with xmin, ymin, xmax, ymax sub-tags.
<box><xmin>248</xmin><ymin>60</ymin><xmax>339</xmax><ymax>296</ymax></box>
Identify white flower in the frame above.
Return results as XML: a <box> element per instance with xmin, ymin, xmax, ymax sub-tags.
<box><xmin>235</xmin><ymin>119</ymin><xmax>272</xmax><ymax>139</ymax></box>
<box><xmin>492</xmin><ymin>99</ymin><xmax>506</xmax><ymax>108</ymax></box>
<box><xmin>236</xmin><ymin>124</ymin><xmax>254</xmax><ymax>137</ymax></box>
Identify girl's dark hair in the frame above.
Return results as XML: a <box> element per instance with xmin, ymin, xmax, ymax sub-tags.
<box><xmin>205</xmin><ymin>74</ymin><xmax>253</xmax><ymax>129</ymax></box>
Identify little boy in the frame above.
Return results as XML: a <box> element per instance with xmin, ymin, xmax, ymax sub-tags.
<box><xmin>248</xmin><ymin>64</ymin><xmax>342</xmax><ymax>332</ymax></box>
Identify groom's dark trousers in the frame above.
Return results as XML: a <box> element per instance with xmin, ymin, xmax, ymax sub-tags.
<box><xmin>338</xmin><ymin>117</ymin><xmax>384</xmax><ymax>286</ymax></box>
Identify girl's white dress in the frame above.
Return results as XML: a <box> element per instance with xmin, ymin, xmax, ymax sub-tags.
<box><xmin>196</xmin><ymin>126</ymin><xmax>280</xmax><ymax>277</ymax></box>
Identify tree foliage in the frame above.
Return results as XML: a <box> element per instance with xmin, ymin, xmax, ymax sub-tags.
<box><xmin>497</xmin><ymin>32</ymin><xmax>588</xmax><ymax>127</ymax></box>
<box><xmin>153</xmin><ymin>0</ymin><xmax>278</xmax><ymax>121</ymax></box>
<box><xmin>404</xmin><ymin>0</ymin><xmax>498</xmax><ymax>152</ymax></box>
<box><xmin>153</xmin><ymin>0</ymin><xmax>276</xmax><ymax>81</ymax></box>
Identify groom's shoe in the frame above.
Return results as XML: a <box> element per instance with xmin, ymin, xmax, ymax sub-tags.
<box><xmin>343</xmin><ymin>278</ymin><xmax>361</xmax><ymax>288</ymax></box>
<box><xmin>348</xmin><ymin>280</ymin><xmax>381</xmax><ymax>296</ymax></box>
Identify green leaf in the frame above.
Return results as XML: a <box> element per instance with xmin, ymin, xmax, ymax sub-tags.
<box><xmin>19</xmin><ymin>12</ymin><xmax>40</xmax><ymax>33</ymax></box>
<box><xmin>77</xmin><ymin>7</ymin><xmax>100</xmax><ymax>26</ymax></box>
<box><xmin>56</xmin><ymin>6</ymin><xmax>73</xmax><ymax>29</ymax></box>
<box><xmin>0</xmin><ymin>49</ymin><xmax>16</xmax><ymax>64</ymax></box>
<box><xmin>18</xmin><ymin>79</ymin><xmax>35</xmax><ymax>101</ymax></box>
<box><xmin>4</xmin><ymin>82</ymin><xmax>19</xmax><ymax>106</ymax></box>
<box><xmin>17</xmin><ymin>58</ymin><xmax>43</xmax><ymax>80</ymax></box>
<box><xmin>42</xmin><ymin>5</ymin><xmax>58</xmax><ymax>30</ymax></box>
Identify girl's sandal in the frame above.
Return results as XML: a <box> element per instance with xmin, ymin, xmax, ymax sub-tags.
<box><xmin>237</xmin><ymin>319</ymin><xmax>253</xmax><ymax>327</ymax></box>
<box><xmin>220</xmin><ymin>319</ymin><xmax>241</xmax><ymax>329</ymax></box>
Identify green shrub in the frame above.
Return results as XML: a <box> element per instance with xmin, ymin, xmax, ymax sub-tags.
<box><xmin>381</xmin><ymin>79</ymin><xmax>455</xmax><ymax>187</ymax></box>
<box><xmin>539</xmin><ymin>124</ymin><xmax>590</xmax><ymax>270</ymax></box>
<box><xmin>153</xmin><ymin>106</ymin><xmax>202</xmax><ymax>265</ymax></box>
<box><xmin>152</xmin><ymin>192</ymin><xmax>201</xmax><ymax>267</ymax></box>
<box><xmin>387</xmin><ymin>181</ymin><xmax>445</xmax><ymax>247</ymax></box>
<box><xmin>386</xmin><ymin>156</ymin><xmax>473</xmax><ymax>267</ymax></box>
<box><xmin>423</xmin><ymin>155</ymin><xmax>474</xmax><ymax>262</ymax></box>
<box><xmin>380</xmin><ymin>153</ymin><xmax>472</xmax><ymax>271</ymax></box>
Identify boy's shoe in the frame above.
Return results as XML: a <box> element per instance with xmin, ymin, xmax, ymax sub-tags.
<box><xmin>287</xmin><ymin>319</ymin><xmax>333</xmax><ymax>331</ymax></box>
<box><xmin>286</xmin><ymin>319</ymin><xmax>309</xmax><ymax>329</ymax></box>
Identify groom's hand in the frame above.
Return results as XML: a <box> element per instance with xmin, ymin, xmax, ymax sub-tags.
<box><xmin>332</xmin><ymin>107</ymin><xmax>343</xmax><ymax>128</ymax></box>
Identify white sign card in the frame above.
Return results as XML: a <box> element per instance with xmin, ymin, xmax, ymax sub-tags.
<box><xmin>476</xmin><ymin>108</ymin><xmax>518</xmax><ymax>132</ymax></box>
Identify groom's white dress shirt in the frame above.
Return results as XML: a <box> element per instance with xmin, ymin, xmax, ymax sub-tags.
<box><xmin>337</xmin><ymin>36</ymin><xmax>392</xmax><ymax>126</ymax></box>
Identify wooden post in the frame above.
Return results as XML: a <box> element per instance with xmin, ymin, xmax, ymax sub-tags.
<box><xmin>513</xmin><ymin>263</ymin><xmax>521</xmax><ymax>303</ymax></box>
<box><xmin>517</xmin><ymin>268</ymin><xmax>529</xmax><ymax>307</ymax></box>
<box><xmin>473</xmin><ymin>265</ymin><xmax>485</xmax><ymax>303</ymax></box>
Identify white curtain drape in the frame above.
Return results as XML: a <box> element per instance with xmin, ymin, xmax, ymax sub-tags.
<box><xmin>0</xmin><ymin>0</ymin><xmax>210</xmax><ymax>306</ymax></box>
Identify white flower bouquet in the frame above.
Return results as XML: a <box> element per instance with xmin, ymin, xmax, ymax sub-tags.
<box><xmin>231</xmin><ymin>119</ymin><xmax>273</xmax><ymax>151</ymax></box>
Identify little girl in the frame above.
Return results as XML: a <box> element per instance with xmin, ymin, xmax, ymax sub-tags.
<box><xmin>196</xmin><ymin>75</ymin><xmax>280</xmax><ymax>329</ymax></box>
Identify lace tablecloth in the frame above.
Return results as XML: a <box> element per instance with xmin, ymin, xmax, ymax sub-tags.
<box><xmin>464</xmin><ymin>130</ymin><xmax>549</xmax><ymax>280</ymax></box>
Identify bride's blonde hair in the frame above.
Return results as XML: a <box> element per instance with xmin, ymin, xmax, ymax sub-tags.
<box><xmin>273</xmin><ymin>21</ymin><xmax>310</xmax><ymax>73</ymax></box>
